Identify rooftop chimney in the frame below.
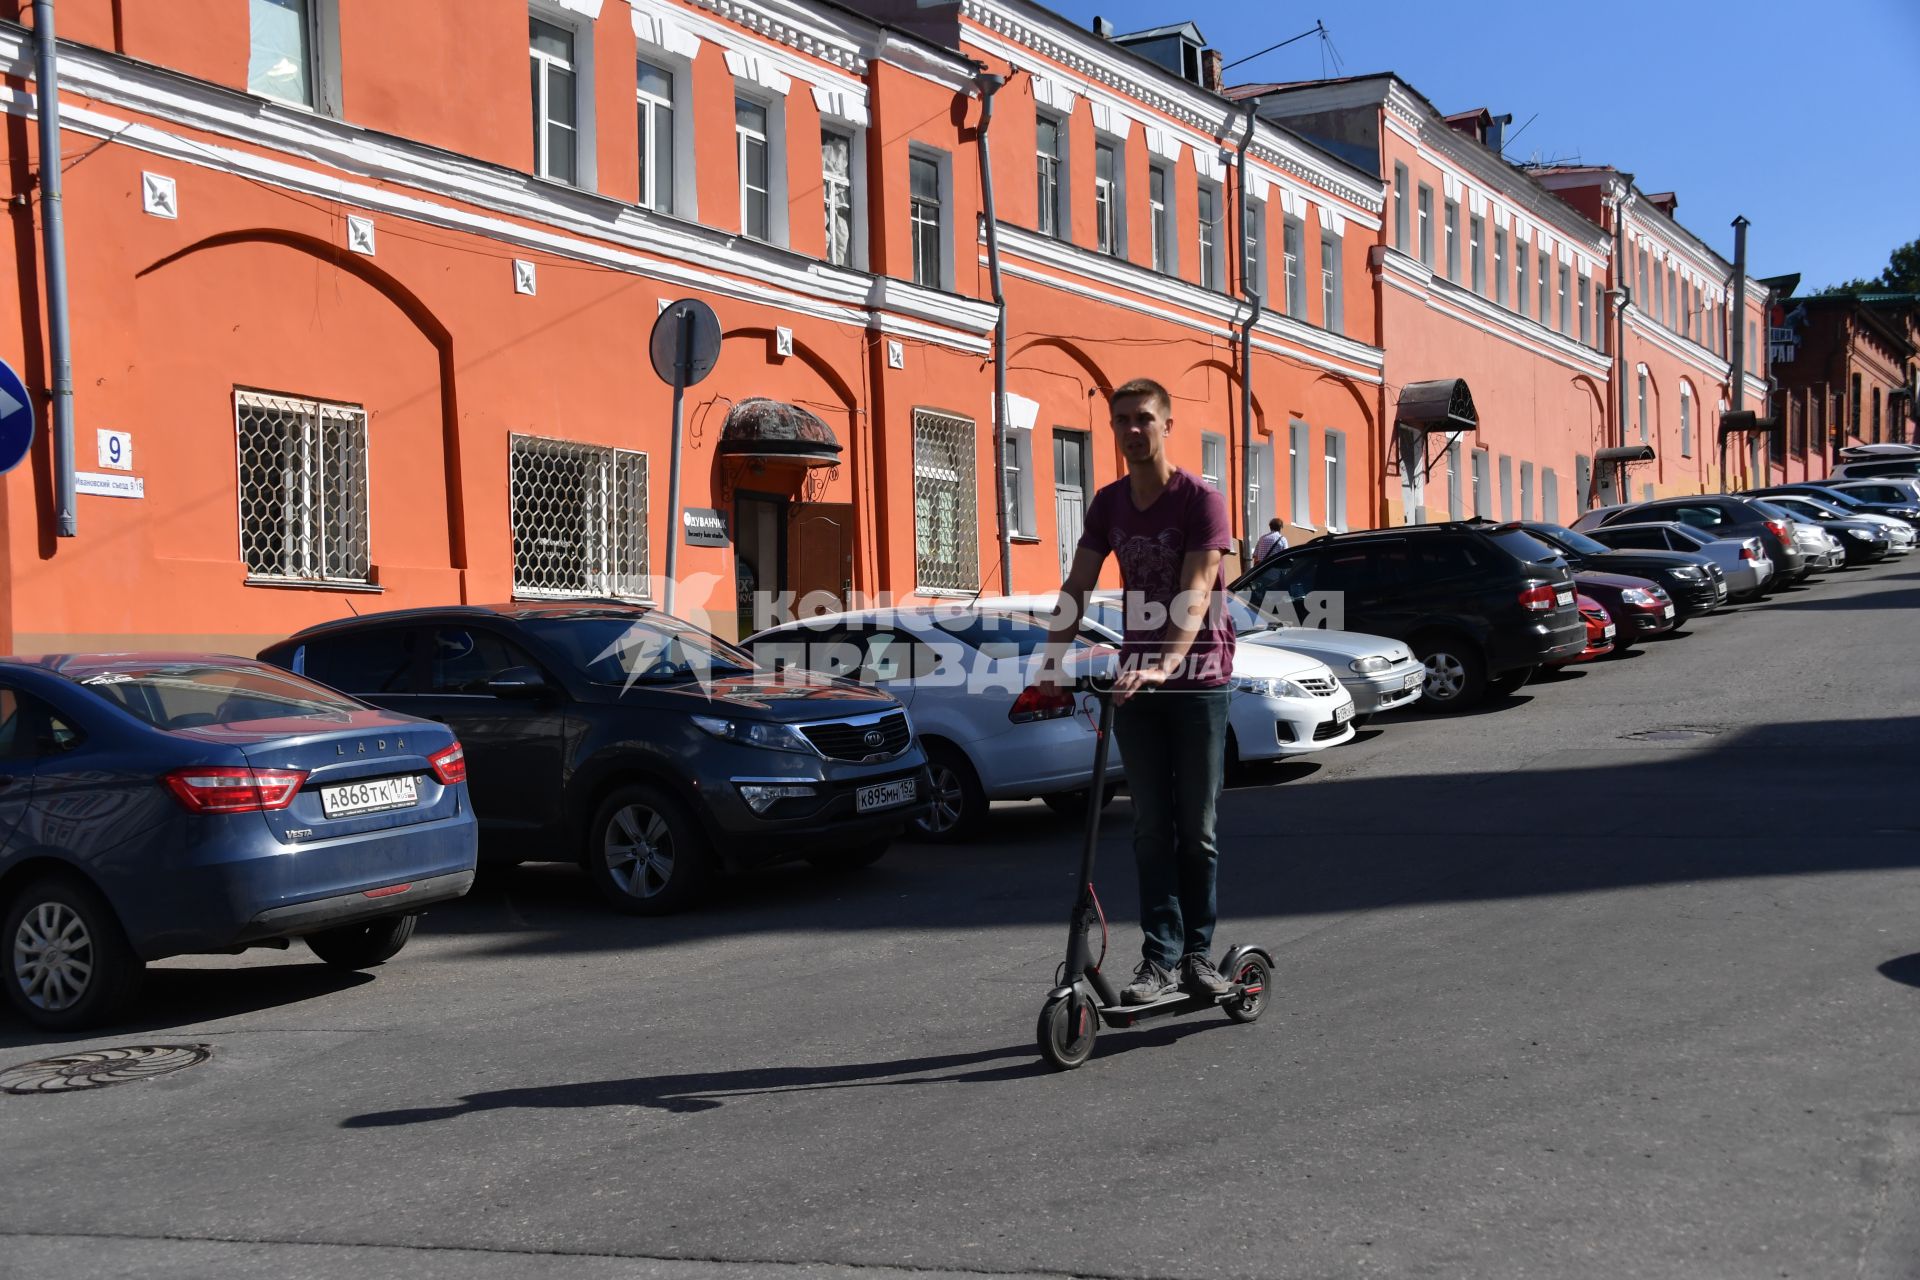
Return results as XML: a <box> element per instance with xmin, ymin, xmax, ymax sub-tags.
<box><xmin>1486</xmin><ymin>112</ymin><xmax>1513</xmax><ymax>155</ymax></box>
<box><xmin>1092</xmin><ymin>15</ymin><xmax>1115</xmax><ymax>38</ymax></box>
<box><xmin>1647</xmin><ymin>191</ymin><xmax>1680</xmax><ymax>217</ymax></box>
<box><xmin>1202</xmin><ymin>48</ymin><xmax>1223</xmax><ymax>92</ymax></box>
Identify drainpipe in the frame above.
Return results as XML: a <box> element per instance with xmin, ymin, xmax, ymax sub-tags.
<box><xmin>1612</xmin><ymin>192</ymin><xmax>1629</xmax><ymax>505</ymax></box>
<box><xmin>974</xmin><ymin>69</ymin><xmax>1011</xmax><ymax>593</ymax></box>
<box><xmin>34</xmin><ymin>1</ymin><xmax>76</xmax><ymax>537</ymax></box>
<box><xmin>1726</xmin><ymin>215</ymin><xmax>1749</xmax><ymax>492</ymax></box>
<box><xmin>1232</xmin><ymin>99</ymin><xmax>1260</xmax><ymax>558</ymax></box>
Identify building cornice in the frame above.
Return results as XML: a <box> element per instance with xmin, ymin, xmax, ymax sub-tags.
<box><xmin>0</xmin><ymin>28</ymin><xmax>993</xmax><ymax>352</ymax></box>
<box><xmin>959</xmin><ymin>0</ymin><xmax>1383</xmax><ymax>215</ymax></box>
<box><xmin>1624</xmin><ymin>310</ymin><xmax>1736</xmax><ymax>386</ymax></box>
<box><xmin>993</xmin><ymin>223</ymin><xmax>1387</xmax><ymax>379</ymax></box>
<box><xmin>1379</xmin><ymin>248</ymin><xmax>1611</xmax><ymax>377</ymax></box>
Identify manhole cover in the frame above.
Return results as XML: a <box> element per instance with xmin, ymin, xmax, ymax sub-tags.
<box><xmin>1621</xmin><ymin>727</ymin><xmax>1723</xmax><ymax>743</ymax></box>
<box><xmin>0</xmin><ymin>1044</ymin><xmax>212</xmax><ymax>1095</ymax></box>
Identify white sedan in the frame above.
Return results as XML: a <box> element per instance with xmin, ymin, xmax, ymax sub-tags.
<box><xmin>972</xmin><ymin>596</ymin><xmax>1356</xmax><ymax>767</ymax></box>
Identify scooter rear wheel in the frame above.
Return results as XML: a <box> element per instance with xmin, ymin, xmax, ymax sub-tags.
<box><xmin>1037</xmin><ymin>990</ymin><xmax>1099</xmax><ymax>1070</ymax></box>
<box><xmin>1223</xmin><ymin>953</ymin><xmax>1271</xmax><ymax>1024</ymax></box>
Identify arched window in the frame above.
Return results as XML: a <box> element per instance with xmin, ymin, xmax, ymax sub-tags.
<box><xmin>1679</xmin><ymin>383</ymin><xmax>1694</xmax><ymax>458</ymax></box>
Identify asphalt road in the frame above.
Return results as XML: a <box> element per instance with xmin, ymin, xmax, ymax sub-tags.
<box><xmin>6</xmin><ymin>557</ymin><xmax>1920</xmax><ymax>1280</ymax></box>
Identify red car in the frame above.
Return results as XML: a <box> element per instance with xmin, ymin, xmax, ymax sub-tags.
<box><xmin>1550</xmin><ymin>593</ymin><xmax>1617</xmax><ymax>665</ymax></box>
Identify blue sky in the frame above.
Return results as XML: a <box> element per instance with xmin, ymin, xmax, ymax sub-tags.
<box><xmin>1047</xmin><ymin>0</ymin><xmax>1920</xmax><ymax>291</ymax></box>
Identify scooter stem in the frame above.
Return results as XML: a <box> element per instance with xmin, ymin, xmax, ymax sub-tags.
<box><xmin>1062</xmin><ymin>686</ymin><xmax>1116</xmax><ymax>988</ymax></box>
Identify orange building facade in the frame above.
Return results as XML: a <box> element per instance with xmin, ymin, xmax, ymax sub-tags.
<box><xmin>1</xmin><ymin>0</ymin><xmax>1394</xmax><ymax>655</ymax></box>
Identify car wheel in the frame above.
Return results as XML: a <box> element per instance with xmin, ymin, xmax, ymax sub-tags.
<box><xmin>586</xmin><ymin>784</ymin><xmax>716</xmax><ymax>915</ymax></box>
<box><xmin>2</xmin><ymin>875</ymin><xmax>144</xmax><ymax>1031</ymax></box>
<box><xmin>1413</xmin><ymin>638</ymin><xmax>1487</xmax><ymax>713</ymax></box>
<box><xmin>1486</xmin><ymin>666</ymin><xmax>1533</xmax><ymax>698</ymax></box>
<box><xmin>912</xmin><ymin>744</ymin><xmax>987</xmax><ymax>843</ymax></box>
<box><xmin>807</xmin><ymin>841</ymin><xmax>891</xmax><ymax>874</ymax></box>
<box><xmin>305</xmin><ymin>914</ymin><xmax>418</xmax><ymax>970</ymax></box>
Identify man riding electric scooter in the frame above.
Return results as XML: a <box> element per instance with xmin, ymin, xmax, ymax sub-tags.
<box><xmin>1040</xmin><ymin>377</ymin><xmax>1245</xmax><ymax>1009</ymax></box>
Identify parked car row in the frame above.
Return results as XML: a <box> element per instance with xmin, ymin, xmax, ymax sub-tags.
<box><xmin>3</xmin><ymin>472</ymin><xmax>1909</xmax><ymax>1029</ymax></box>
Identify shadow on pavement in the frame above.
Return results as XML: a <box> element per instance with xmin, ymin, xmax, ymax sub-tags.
<box><xmin>1878</xmin><ymin>953</ymin><xmax>1920</xmax><ymax>988</ymax></box>
<box><xmin>0</xmin><ymin>964</ymin><xmax>374</xmax><ymax>1050</ymax></box>
<box><xmin>341</xmin><ymin>1019</ymin><xmax>1226</xmax><ymax>1126</ymax></box>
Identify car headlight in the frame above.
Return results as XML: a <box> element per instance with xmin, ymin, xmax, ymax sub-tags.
<box><xmin>1620</xmin><ymin>587</ymin><xmax>1657</xmax><ymax>605</ymax></box>
<box><xmin>736</xmin><ymin>782</ymin><xmax>819</xmax><ymax>814</ymax></box>
<box><xmin>1349</xmin><ymin>656</ymin><xmax>1390</xmax><ymax>675</ymax></box>
<box><xmin>691</xmin><ymin>715</ymin><xmax>815</xmax><ymax>754</ymax></box>
<box><xmin>1670</xmin><ymin>566</ymin><xmax>1705</xmax><ymax>580</ymax></box>
<box><xmin>1846</xmin><ymin>528</ymin><xmax>1873</xmax><ymax>540</ymax></box>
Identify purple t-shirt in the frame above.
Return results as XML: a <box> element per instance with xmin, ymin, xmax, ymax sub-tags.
<box><xmin>1077</xmin><ymin>468</ymin><xmax>1236</xmax><ymax>690</ymax></box>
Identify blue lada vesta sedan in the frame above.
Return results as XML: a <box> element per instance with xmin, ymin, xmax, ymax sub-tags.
<box><xmin>0</xmin><ymin>654</ymin><xmax>477</xmax><ymax>1030</ymax></box>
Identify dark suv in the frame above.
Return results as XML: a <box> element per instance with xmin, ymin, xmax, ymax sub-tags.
<box><xmin>1520</xmin><ymin>522</ymin><xmax>1727</xmax><ymax>619</ymax></box>
<box><xmin>261</xmin><ymin>604</ymin><xmax>931</xmax><ymax>915</ymax></box>
<box><xmin>1229</xmin><ymin>522</ymin><xmax>1585</xmax><ymax>712</ymax></box>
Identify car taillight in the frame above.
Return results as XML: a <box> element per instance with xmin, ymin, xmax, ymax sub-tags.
<box><xmin>1738</xmin><ymin>543</ymin><xmax>1756</xmax><ymax>560</ymax></box>
<box><xmin>428</xmin><ymin>741</ymin><xmax>467</xmax><ymax>785</ymax></box>
<box><xmin>1009</xmin><ymin>684</ymin><xmax>1076</xmax><ymax>723</ymax></box>
<box><xmin>1517</xmin><ymin>583</ymin><xmax>1557</xmax><ymax>612</ymax></box>
<box><xmin>1765</xmin><ymin>519</ymin><xmax>1791</xmax><ymax>543</ymax></box>
<box><xmin>163</xmin><ymin>766</ymin><xmax>306</xmax><ymax>814</ymax></box>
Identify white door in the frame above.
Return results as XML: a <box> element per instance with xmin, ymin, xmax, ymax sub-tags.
<box><xmin>1053</xmin><ymin>430</ymin><xmax>1089</xmax><ymax>579</ymax></box>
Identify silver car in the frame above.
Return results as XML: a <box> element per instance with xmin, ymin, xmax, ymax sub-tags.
<box><xmin>1220</xmin><ymin>595</ymin><xmax>1425</xmax><ymax>721</ymax></box>
<box><xmin>1765</xmin><ymin>492</ymin><xmax>1915</xmax><ymax>556</ymax></box>
<box><xmin>1581</xmin><ymin>521</ymin><xmax>1774</xmax><ymax>600</ymax></box>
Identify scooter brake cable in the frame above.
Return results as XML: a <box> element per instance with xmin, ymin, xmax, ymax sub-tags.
<box><xmin>1089</xmin><ymin>882</ymin><xmax>1109</xmax><ymax>969</ymax></box>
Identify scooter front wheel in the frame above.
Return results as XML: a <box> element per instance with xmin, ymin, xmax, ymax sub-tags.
<box><xmin>1223</xmin><ymin>953</ymin><xmax>1271</xmax><ymax>1024</ymax></box>
<box><xmin>1037</xmin><ymin>990</ymin><xmax>1099</xmax><ymax>1070</ymax></box>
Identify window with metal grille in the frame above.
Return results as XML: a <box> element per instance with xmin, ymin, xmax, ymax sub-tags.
<box><xmin>509</xmin><ymin>435</ymin><xmax>649</xmax><ymax>599</ymax></box>
<box><xmin>235</xmin><ymin>389</ymin><xmax>370</xmax><ymax>584</ymax></box>
<box><xmin>910</xmin><ymin>152</ymin><xmax>942</xmax><ymax>288</ymax></box>
<box><xmin>530</xmin><ymin>16</ymin><xmax>578</xmax><ymax>184</ymax></box>
<box><xmin>913</xmin><ymin>409</ymin><xmax>977</xmax><ymax>592</ymax></box>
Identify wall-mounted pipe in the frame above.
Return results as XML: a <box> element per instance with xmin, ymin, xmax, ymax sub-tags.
<box><xmin>34</xmin><ymin>0</ymin><xmax>76</xmax><ymax>537</ymax></box>
<box><xmin>974</xmin><ymin>68</ymin><xmax>1011</xmax><ymax>593</ymax></box>
<box><xmin>1232</xmin><ymin>98</ymin><xmax>1261</xmax><ymax>558</ymax></box>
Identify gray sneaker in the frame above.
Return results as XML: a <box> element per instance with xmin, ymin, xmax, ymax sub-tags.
<box><xmin>1180</xmin><ymin>952</ymin><xmax>1232</xmax><ymax>998</ymax></box>
<box><xmin>1121</xmin><ymin>958</ymin><xmax>1177</xmax><ymax>1005</ymax></box>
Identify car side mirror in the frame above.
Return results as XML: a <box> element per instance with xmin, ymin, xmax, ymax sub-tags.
<box><xmin>486</xmin><ymin>665</ymin><xmax>552</xmax><ymax>699</ymax></box>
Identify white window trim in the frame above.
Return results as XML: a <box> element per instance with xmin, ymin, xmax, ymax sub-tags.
<box><xmin>1197</xmin><ymin>180</ymin><xmax>1223</xmax><ymax>291</ymax></box>
<box><xmin>635</xmin><ymin>57</ymin><xmax>678</xmax><ymax>216</ymax></box>
<box><xmin>1148</xmin><ymin>160</ymin><xmax>1174</xmax><ymax>274</ymax></box>
<box><xmin>1036</xmin><ymin>110</ymin><xmax>1070</xmax><ymax>241</ymax></box>
<box><xmin>908</xmin><ymin>144</ymin><xmax>954</xmax><ymax>291</ymax></box>
<box><xmin>733</xmin><ymin>89</ymin><xmax>788</xmax><ymax>247</ymax></box>
<box><xmin>247</xmin><ymin>0</ymin><xmax>343</xmax><ymax>117</ymax></box>
<box><xmin>1282</xmin><ymin>214</ymin><xmax>1305</xmax><ymax>318</ymax></box>
<box><xmin>1289</xmin><ymin>420</ymin><xmax>1311</xmax><ymax>528</ymax></box>
<box><xmin>1323</xmin><ymin>429</ymin><xmax>1347</xmax><ymax>532</ymax></box>
<box><xmin>530</xmin><ymin>3</ymin><xmax>597</xmax><ymax>191</ymax></box>
<box><xmin>1321</xmin><ymin>229</ymin><xmax>1344</xmax><ymax>336</ymax></box>
<box><xmin>1093</xmin><ymin>134</ymin><xmax>1127</xmax><ymax>259</ymax></box>
<box><xmin>1201</xmin><ymin>431</ymin><xmax>1226</xmax><ymax>492</ymax></box>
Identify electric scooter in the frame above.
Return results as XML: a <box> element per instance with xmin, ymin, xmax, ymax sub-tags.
<box><xmin>1036</xmin><ymin>677</ymin><xmax>1275</xmax><ymax>1070</ymax></box>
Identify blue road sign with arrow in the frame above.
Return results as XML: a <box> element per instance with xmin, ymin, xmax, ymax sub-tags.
<box><xmin>0</xmin><ymin>358</ymin><xmax>35</xmax><ymax>476</ymax></box>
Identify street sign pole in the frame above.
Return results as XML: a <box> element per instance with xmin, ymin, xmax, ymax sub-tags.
<box><xmin>648</xmin><ymin>299</ymin><xmax>721</xmax><ymax>619</ymax></box>
<box><xmin>664</xmin><ymin>306</ymin><xmax>692</xmax><ymax>616</ymax></box>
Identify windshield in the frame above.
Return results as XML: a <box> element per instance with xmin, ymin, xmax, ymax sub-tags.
<box><xmin>1488</xmin><ymin>526</ymin><xmax>1569</xmax><ymax>563</ymax></box>
<box><xmin>1782</xmin><ymin>498</ymin><xmax>1843</xmax><ymax>520</ymax></box>
<box><xmin>1529</xmin><ymin>524</ymin><xmax>1611</xmax><ymax>557</ymax></box>
<box><xmin>522</xmin><ymin>614</ymin><xmax>756</xmax><ymax>683</ymax></box>
<box><xmin>76</xmin><ymin>662</ymin><xmax>363</xmax><ymax>730</ymax></box>
<box><xmin>926</xmin><ymin>614</ymin><xmax>1064</xmax><ymax>659</ymax></box>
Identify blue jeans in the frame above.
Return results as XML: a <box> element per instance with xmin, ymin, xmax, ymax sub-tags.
<box><xmin>1111</xmin><ymin>687</ymin><xmax>1231</xmax><ymax>970</ymax></box>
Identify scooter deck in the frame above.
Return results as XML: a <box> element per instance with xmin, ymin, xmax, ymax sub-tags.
<box><xmin>1095</xmin><ymin>986</ymin><xmax>1247</xmax><ymax>1027</ymax></box>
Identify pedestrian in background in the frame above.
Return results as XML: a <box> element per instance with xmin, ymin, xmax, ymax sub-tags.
<box><xmin>1252</xmin><ymin>518</ymin><xmax>1288</xmax><ymax>565</ymax></box>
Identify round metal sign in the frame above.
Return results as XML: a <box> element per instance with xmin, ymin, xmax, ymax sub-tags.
<box><xmin>649</xmin><ymin>299</ymin><xmax>722</xmax><ymax>388</ymax></box>
<box><xmin>0</xmin><ymin>357</ymin><xmax>36</xmax><ymax>477</ymax></box>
